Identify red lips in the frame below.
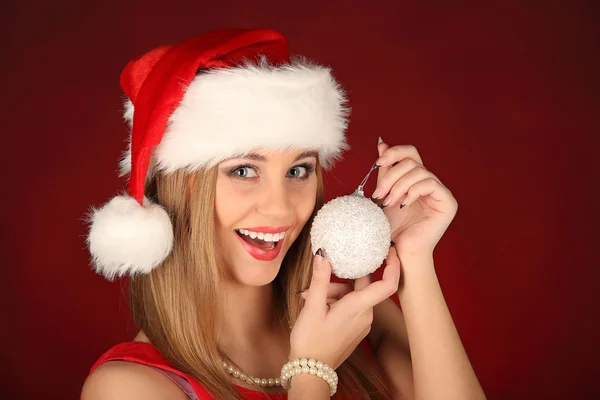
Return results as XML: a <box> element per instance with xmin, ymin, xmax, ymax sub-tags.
<box><xmin>235</xmin><ymin>230</ymin><xmax>285</xmax><ymax>261</ymax></box>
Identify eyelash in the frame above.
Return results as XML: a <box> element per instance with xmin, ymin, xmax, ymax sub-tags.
<box><xmin>228</xmin><ymin>162</ymin><xmax>316</xmax><ymax>181</ymax></box>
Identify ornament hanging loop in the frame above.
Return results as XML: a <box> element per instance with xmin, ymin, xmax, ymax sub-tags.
<box><xmin>354</xmin><ymin>162</ymin><xmax>379</xmax><ymax>198</ymax></box>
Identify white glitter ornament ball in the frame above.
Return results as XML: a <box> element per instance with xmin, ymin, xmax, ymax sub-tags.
<box><xmin>310</xmin><ymin>193</ymin><xmax>391</xmax><ymax>279</ymax></box>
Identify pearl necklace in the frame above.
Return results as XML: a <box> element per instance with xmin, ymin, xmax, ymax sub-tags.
<box><xmin>221</xmin><ymin>318</ymin><xmax>291</xmax><ymax>388</ymax></box>
<box><xmin>222</xmin><ymin>360</ymin><xmax>282</xmax><ymax>387</ymax></box>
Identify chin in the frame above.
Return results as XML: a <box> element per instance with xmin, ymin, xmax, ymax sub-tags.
<box><xmin>235</xmin><ymin>268</ymin><xmax>281</xmax><ymax>287</ymax></box>
<box><xmin>228</xmin><ymin>253</ymin><xmax>288</xmax><ymax>287</ymax></box>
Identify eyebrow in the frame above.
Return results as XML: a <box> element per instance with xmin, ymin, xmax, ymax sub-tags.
<box><xmin>225</xmin><ymin>150</ymin><xmax>319</xmax><ymax>163</ymax></box>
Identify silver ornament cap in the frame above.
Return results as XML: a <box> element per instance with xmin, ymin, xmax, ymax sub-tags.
<box><xmin>310</xmin><ymin>191</ymin><xmax>391</xmax><ymax>279</ymax></box>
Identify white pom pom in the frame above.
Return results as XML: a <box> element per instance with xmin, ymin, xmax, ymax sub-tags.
<box><xmin>310</xmin><ymin>194</ymin><xmax>390</xmax><ymax>279</ymax></box>
<box><xmin>86</xmin><ymin>195</ymin><xmax>174</xmax><ymax>280</ymax></box>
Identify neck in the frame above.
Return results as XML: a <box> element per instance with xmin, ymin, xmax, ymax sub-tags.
<box><xmin>217</xmin><ymin>280</ymin><xmax>291</xmax><ymax>388</ymax></box>
<box><xmin>217</xmin><ymin>280</ymin><xmax>286</xmax><ymax>351</ymax></box>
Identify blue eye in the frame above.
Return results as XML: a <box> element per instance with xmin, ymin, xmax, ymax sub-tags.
<box><xmin>230</xmin><ymin>166</ymin><xmax>258</xmax><ymax>178</ymax></box>
<box><xmin>288</xmin><ymin>166</ymin><xmax>303</xmax><ymax>177</ymax></box>
<box><xmin>287</xmin><ymin>163</ymin><xmax>315</xmax><ymax>179</ymax></box>
<box><xmin>227</xmin><ymin>162</ymin><xmax>316</xmax><ymax>180</ymax></box>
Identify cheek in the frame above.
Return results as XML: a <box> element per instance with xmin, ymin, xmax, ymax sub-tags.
<box><xmin>214</xmin><ymin>177</ymin><xmax>249</xmax><ymax>229</ymax></box>
<box><xmin>292</xmin><ymin>181</ymin><xmax>318</xmax><ymax>223</ymax></box>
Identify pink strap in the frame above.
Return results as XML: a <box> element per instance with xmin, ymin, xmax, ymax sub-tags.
<box><xmin>152</xmin><ymin>367</ymin><xmax>199</xmax><ymax>399</ymax></box>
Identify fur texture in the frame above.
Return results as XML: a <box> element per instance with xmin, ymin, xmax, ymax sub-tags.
<box><xmin>86</xmin><ymin>195</ymin><xmax>174</xmax><ymax>280</ymax></box>
<box><xmin>119</xmin><ymin>58</ymin><xmax>350</xmax><ymax>177</ymax></box>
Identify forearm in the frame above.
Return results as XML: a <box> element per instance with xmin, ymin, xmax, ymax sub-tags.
<box><xmin>288</xmin><ymin>373</ymin><xmax>330</xmax><ymax>400</ymax></box>
<box><xmin>397</xmin><ymin>254</ymin><xmax>486</xmax><ymax>400</ymax></box>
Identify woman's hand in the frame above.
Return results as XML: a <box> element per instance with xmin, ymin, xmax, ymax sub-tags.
<box><xmin>289</xmin><ymin>246</ymin><xmax>401</xmax><ymax>369</ymax></box>
<box><xmin>373</xmin><ymin>139</ymin><xmax>459</xmax><ymax>258</ymax></box>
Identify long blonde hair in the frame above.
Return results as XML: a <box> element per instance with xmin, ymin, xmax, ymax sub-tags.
<box><xmin>128</xmin><ymin>160</ymin><xmax>395</xmax><ymax>399</ymax></box>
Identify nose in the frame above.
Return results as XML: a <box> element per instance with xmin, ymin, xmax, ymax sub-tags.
<box><xmin>256</xmin><ymin>178</ymin><xmax>293</xmax><ymax>220</ymax></box>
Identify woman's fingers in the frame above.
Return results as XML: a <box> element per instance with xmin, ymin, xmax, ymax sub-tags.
<box><xmin>303</xmin><ymin>250</ymin><xmax>333</xmax><ymax>317</ymax></box>
<box><xmin>291</xmin><ymin>249</ymin><xmax>395</xmax><ymax>370</ymax></box>
<box><xmin>373</xmin><ymin>143</ymin><xmax>427</xmax><ymax>201</ymax></box>
<box><xmin>354</xmin><ymin>273</ymin><xmax>373</xmax><ymax>291</ymax></box>
<box><xmin>303</xmin><ymin>247</ymin><xmax>401</xmax><ymax>311</ymax></box>
<box><xmin>376</xmin><ymin>139</ymin><xmax>391</xmax><ymax>183</ymax></box>
<box><xmin>302</xmin><ymin>247</ymin><xmax>400</xmax><ymax>322</ymax></box>
<box><xmin>299</xmin><ymin>282</ymin><xmax>353</xmax><ymax>300</ymax></box>
<box><xmin>300</xmin><ymin>296</ymin><xmax>342</xmax><ymax>305</ymax></box>
<box><xmin>352</xmin><ymin>246</ymin><xmax>401</xmax><ymax>308</ymax></box>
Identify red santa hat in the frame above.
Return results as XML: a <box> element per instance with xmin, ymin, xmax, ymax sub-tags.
<box><xmin>86</xmin><ymin>28</ymin><xmax>350</xmax><ymax>280</ymax></box>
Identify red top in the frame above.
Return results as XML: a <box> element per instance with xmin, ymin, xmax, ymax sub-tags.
<box><xmin>84</xmin><ymin>341</ymin><xmax>374</xmax><ymax>399</ymax></box>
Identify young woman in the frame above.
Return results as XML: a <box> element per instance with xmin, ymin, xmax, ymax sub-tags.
<box><xmin>81</xmin><ymin>28</ymin><xmax>486</xmax><ymax>400</ymax></box>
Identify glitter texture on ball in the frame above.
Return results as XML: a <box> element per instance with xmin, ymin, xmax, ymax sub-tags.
<box><xmin>310</xmin><ymin>194</ymin><xmax>391</xmax><ymax>279</ymax></box>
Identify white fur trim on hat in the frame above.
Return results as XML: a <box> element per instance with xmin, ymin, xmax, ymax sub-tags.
<box><xmin>119</xmin><ymin>57</ymin><xmax>350</xmax><ymax>177</ymax></box>
<box><xmin>86</xmin><ymin>195</ymin><xmax>174</xmax><ymax>280</ymax></box>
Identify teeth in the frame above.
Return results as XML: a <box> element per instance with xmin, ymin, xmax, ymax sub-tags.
<box><xmin>237</xmin><ymin>229</ymin><xmax>286</xmax><ymax>242</ymax></box>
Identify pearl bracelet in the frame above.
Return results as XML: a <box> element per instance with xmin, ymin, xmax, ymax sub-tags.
<box><xmin>280</xmin><ymin>358</ymin><xmax>338</xmax><ymax>396</ymax></box>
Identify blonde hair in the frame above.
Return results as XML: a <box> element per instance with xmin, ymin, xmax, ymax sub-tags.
<box><xmin>129</xmin><ymin>161</ymin><xmax>395</xmax><ymax>399</ymax></box>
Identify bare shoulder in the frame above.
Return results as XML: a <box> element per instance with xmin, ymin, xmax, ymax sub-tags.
<box><xmin>81</xmin><ymin>360</ymin><xmax>189</xmax><ymax>400</ymax></box>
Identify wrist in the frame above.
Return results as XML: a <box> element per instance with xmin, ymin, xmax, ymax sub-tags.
<box><xmin>281</xmin><ymin>358</ymin><xmax>338</xmax><ymax>396</ymax></box>
<box><xmin>396</xmin><ymin>255</ymin><xmax>436</xmax><ymax>298</ymax></box>
<box><xmin>288</xmin><ymin>352</ymin><xmax>334</xmax><ymax>368</ymax></box>
<box><xmin>288</xmin><ymin>373</ymin><xmax>330</xmax><ymax>395</ymax></box>
<box><xmin>397</xmin><ymin>251</ymin><xmax>434</xmax><ymax>264</ymax></box>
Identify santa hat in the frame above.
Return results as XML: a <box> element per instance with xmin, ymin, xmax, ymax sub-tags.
<box><xmin>86</xmin><ymin>28</ymin><xmax>350</xmax><ymax>280</ymax></box>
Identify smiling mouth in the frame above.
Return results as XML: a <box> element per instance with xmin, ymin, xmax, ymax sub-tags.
<box><xmin>235</xmin><ymin>230</ymin><xmax>282</xmax><ymax>251</ymax></box>
<box><xmin>234</xmin><ymin>229</ymin><xmax>287</xmax><ymax>262</ymax></box>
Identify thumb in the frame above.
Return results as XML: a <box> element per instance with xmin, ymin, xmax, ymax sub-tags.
<box><xmin>304</xmin><ymin>249</ymin><xmax>332</xmax><ymax>316</ymax></box>
<box><xmin>354</xmin><ymin>273</ymin><xmax>373</xmax><ymax>291</ymax></box>
<box><xmin>377</xmin><ymin>137</ymin><xmax>391</xmax><ymax>182</ymax></box>
<box><xmin>377</xmin><ymin>136</ymin><xmax>388</xmax><ymax>157</ymax></box>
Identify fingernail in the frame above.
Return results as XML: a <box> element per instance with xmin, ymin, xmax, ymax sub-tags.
<box><xmin>383</xmin><ymin>197</ymin><xmax>392</xmax><ymax>207</ymax></box>
<box><xmin>314</xmin><ymin>248</ymin><xmax>324</xmax><ymax>270</ymax></box>
<box><xmin>372</xmin><ymin>161</ymin><xmax>380</xmax><ymax>169</ymax></box>
<box><xmin>375</xmin><ymin>156</ymin><xmax>387</xmax><ymax>166</ymax></box>
<box><xmin>400</xmin><ymin>203</ymin><xmax>406</xmax><ymax>209</ymax></box>
<box><xmin>296</xmin><ymin>290</ymin><xmax>305</xmax><ymax>297</ymax></box>
<box><xmin>379</xmin><ymin>203</ymin><xmax>388</xmax><ymax>209</ymax></box>
<box><xmin>378</xmin><ymin>136</ymin><xmax>384</xmax><ymax>145</ymax></box>
<box><xmin>372</xmin><ymin>188</ymin><xmax>383</xmax><ymax>198</ymax></box>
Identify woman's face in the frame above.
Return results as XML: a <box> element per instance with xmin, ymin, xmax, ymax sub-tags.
<box><xmin>215</xmin><ymin>148</ymin><xmax>318</xmax><ymax>286</ymax></box>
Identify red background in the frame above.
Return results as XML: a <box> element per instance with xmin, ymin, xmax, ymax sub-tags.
<box><xmin>4</xmin><ymin>1</ymin><xmax>599</xmax><ymax>399</ymax></box>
